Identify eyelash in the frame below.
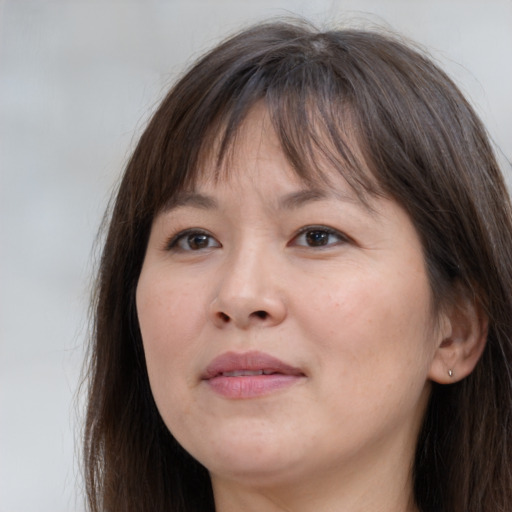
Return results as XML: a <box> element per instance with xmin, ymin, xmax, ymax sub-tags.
<box><xmin>290</xmin><ymin>225</ymin><xmax>349</xmax><ymax>248</ymax></box>
<box><xmin>166</xmin><ymin>229</ymin><xmax>221</xmax><ymax>252</ymax></box>
<box><xmin>165</xmin><ymin>225</ymin><xmax>349</xmax><ymax>252</ymax></box>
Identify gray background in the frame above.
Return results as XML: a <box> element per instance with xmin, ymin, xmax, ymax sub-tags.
<box><xmin>1</xmin><ymin>1</ymin><xmax>510</xmax><ymax>511</ymax></box>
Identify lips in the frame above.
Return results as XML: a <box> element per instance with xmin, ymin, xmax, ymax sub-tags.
<box><xmin>202</xmin><ymin>351</ymin><xmax>305</xmax><ymax>398</ymax></box>
<box><xmin>202</xmin><ymin>351</ymin><xmax>304</xmax><ymax>379</ymax></box>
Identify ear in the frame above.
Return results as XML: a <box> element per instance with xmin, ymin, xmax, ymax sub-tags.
<box><xmin>428</xmin><ymin>290</ymin><xmax>488</xmax><ymax>384</ymax></box>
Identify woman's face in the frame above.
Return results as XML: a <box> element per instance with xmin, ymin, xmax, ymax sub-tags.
<box><xmin>136</xmin><ymin>107</ymin><xmax>445</xmax><ymax>494</ymax></box>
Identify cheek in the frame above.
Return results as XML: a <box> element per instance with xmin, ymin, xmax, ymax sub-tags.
<box><xmin>298</xmin><ymin>265</ymin><xmax>436</xmax><ymax>385</ymax></box>
<box><xmin>138</xmin><ymin>288</ymin><xmax>196</xmax><ymax>347</ymax></box>
<box><xmin>136</xmin><ymin>273</ymin><xmax>205</xmax><ymax>401</ymax></box>
<box><xmin>302</xmin><ymin>274</ymin><xmax>435</xmax><ymax>443</ymax></box>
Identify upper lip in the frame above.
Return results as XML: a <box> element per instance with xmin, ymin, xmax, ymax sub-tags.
<box><xmin>201</xmin><ymin>351</ymin><xmax>305</xmax><ymax>380</ymax></box>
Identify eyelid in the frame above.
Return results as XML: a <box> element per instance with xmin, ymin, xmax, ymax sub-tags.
<box><xmin>289</xmin><ymin>225</ymin><xmax>351</xmax><ymax>247</ymax></box>
<box><xmin>165</xmin><ymin>228</ymin><xmax>221</xmax><ymax>251</ymax></box>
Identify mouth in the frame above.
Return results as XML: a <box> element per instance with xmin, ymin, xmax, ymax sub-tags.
<box><xmin>220</xmin><ymin>369</ymin><xmax>286</xmax><ymax>377</ymax></box>
<box><xmin>201</xmin><ymin>351</ymin><xmax>305</xmax><ymax>399</ymax></box>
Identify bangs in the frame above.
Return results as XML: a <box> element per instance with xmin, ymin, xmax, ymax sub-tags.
<box><xmin>150</xmin><ymin>32</ymin><xmax>384</xmax><ymax>215</ymax></box>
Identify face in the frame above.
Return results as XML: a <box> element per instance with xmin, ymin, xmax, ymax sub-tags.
<box><xmin>136</xmin><ymin>107</ymin><xmax>443</xmax><ymax>494</ymax></box>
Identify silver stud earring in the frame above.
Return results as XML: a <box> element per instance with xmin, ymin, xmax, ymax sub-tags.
<box><xmin>448</xmin><ymin>369</ymin><xmax>454</xmax><ymax>377</ymax></box>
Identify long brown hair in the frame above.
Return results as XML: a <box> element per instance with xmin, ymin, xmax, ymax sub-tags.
<box><xmin>84</xmin><ymin>20</ymin><xmax>512</xmax><ymax>512</ymax></box>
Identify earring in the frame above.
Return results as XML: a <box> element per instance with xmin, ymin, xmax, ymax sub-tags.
<box><xmin>448</xmin><ymin>369</ymin><xmax>454</xmax><ymax>377</ymax></box>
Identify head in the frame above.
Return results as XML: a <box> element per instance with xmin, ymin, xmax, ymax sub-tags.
<box><xmin>84</xmin><ymin>20</ymin><xmax>512</xmax><ymax>512</ymax></box>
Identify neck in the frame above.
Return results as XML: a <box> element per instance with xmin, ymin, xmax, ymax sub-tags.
<box><xmin>211</xmin><ymin>445</ymin><xmax>419</xmax><ymax>512</ymax></box>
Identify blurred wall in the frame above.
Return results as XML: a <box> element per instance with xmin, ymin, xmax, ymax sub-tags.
<box><xmin>0</xmin><ymin>1</ymin><xmax>510</xmax><ymax>510</ymax></box>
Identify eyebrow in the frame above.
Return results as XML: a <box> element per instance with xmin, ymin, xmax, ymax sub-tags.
<box><xmin>277</xmin><ymin>188</ymin><xmax>364</xmax><ymax>210</ymax></box>
<box><xmin>278</xmin><ymin>188</ymin><xmax>331</xmax><ymax>210</ymax></box>
<box><xmin>162</xmin><ymin>192</ymin><xmax>218</xmax><ymax>212</ymax></box>
<box><xmin>161</xmin><ymin>187</ymin><xmax>364</xmax><ymax>213</ymax></box>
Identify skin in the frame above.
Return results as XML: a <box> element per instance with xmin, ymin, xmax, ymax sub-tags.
<box><xmin>136</xmin><ymin>107</ymin><xmax>455</xmax><ymax>512</ymax></box>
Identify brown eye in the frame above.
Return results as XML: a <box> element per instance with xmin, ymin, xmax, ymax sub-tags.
<box><xmin>305</xmin><ymin>230</ymin><xmax>330</xmax><ymax>247</ymax></box>
<box><xmin>187</xmin><ymin>233</ymin><xmax>210</xmax><ymax>250</ymax></box>
<box><xmin>291</xmin><ymin>226</ymin><xmax>347</xmax><ymax>248</ymax></box>
<box><xmin>168</xmin><ymin>230</ymin><xmax>221</xmax><ymax>251</ymax></box>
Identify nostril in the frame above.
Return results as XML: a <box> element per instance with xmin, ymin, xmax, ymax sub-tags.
<box><xmin>218</xmin><ymin>312</ymin><xmax>230</xmax><ymax>322</ymax></box>
<box><xmin>253</xmin><ymin>310</ymin><xmax>268</xmax><ymax>320</ymax></box>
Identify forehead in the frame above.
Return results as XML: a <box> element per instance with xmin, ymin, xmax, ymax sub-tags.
<box><xmin>162</xmin><ymin>108</ymin><xmax>377</xmax><ymax>217</ymax></box>
<box><xmin>181</xmin><ymin>104</ymin><xmax>378</xmax><ymax>204</ymax></box>
<box><xmin>154</xmin><ymin>97</ymin><xmax>388</xmax><ymax>222</ymax></box>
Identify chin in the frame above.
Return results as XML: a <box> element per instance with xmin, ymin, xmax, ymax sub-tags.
<box><xmin>179</xmin><ymin>423</ymin><xmax>307</xmax><ymax>485</ymax></box>
<box><xmin>207</xmin><ymin>454</ymin><xmax>307</xmax><ymax>489</ymax></box>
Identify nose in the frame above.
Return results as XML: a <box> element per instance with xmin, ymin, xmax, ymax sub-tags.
<box><xmin>208</xmin><ymin>249</ymin><xmax>287</xmax><ymax>329</ymax></box>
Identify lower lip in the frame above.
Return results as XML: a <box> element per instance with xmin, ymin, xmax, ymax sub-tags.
<box><xmin>205</xmin><ymin>374</ymin><xmax>302</xmax><ymax>398</ymax></box>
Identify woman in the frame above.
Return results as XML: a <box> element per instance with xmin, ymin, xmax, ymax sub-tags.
<box><xmin>83</xmin><ymin>20</ymin><xmax>512</xmax><ymax>512</ymax></box>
